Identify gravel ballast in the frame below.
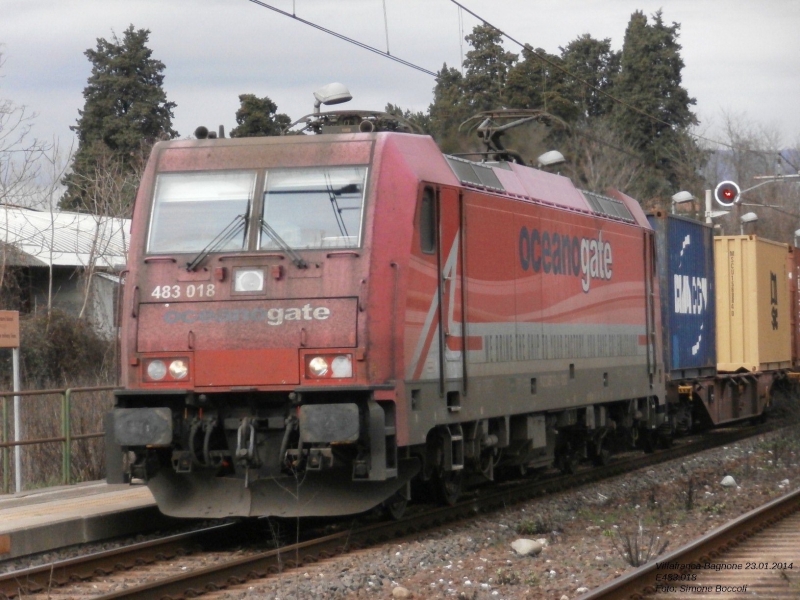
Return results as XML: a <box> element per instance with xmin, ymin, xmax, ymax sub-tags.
<box><xmin>218</xmin><ymin>427</ymin><xmax>800</xmax><ymax>600</ymax></box>
<box><xmin>3</xmin><ymin>427</ymin><xmax>798</xmax><ymax>599</ymax></box>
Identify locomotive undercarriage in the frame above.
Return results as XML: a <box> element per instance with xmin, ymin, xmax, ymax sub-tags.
<box><xmin>112</xmin><ymin>388</ymin><xmax>664</xmax><ymax>516</ymax></box>
<box><xmin>406</xmin><ymin>395</ymin><xmax>664</xmax><ymax>506</ymax></box>
<box><xmin>112</xmin><ymin>390</ymin><xmax>418</xmax><ymax>518</ymax></box>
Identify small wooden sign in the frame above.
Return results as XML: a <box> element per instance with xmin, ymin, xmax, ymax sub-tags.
<box><xmin>0</xmin><ymin>311</ymin><xmax>19</xmax><ymax>348</ymax></box>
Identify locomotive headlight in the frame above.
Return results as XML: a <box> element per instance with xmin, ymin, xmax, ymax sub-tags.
<box><xmin>306</xmin><ymin>354</ymin><xmax>354</xmax><ymax>379</ymax></box>
<box><xmin>331</xmin><ymin>355</ymin><xmax>353</xmax><ymax>378</ymax></box>
<box><xmin>145</xmin><ymin>357</ymin><xmax>190</xmax><ymax>382</ymax></box>
<box><xmin>308</xmin><ymin>356</ymin><xmax>329</xmax><ymax>377</ymax></box>
<box><xmin>146</xmin><ymin>359</ymin><xmax>167</xmax><ymax>381</ymax></box>
<box><xmin>234</xmin><ymin>269</ymin><xmax>265</xmax><ymax>292</ymax></box>
<box><xmin>168</xmin><ymin>359</ymin><xmax>189</xmax><ymax>380</ymax></box>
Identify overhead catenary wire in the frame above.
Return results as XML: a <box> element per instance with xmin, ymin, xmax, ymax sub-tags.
<box><xmin>246</xmin><ymin>0</ymin><xmax>732</xmax><ymax>155</ymax></box>
<box><xmin>244</xmin><ymin>0</ymin><xmax>649</xmax><ymax>164</ymax></box>
<box><xmin>245</xmin><ymin>0</ymin><xmax>436</xmax><ymax>76</ymax></box>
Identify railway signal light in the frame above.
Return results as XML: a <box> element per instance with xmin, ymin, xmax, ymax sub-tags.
<box><xmin>714</xmin><ymin>181</ymin><xmax>741</xmax><ymax>207</ymax></box>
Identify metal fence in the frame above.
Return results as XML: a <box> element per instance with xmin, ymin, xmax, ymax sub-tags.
<box><xmin>0</xmin><ymin>386</ymin><xmax>119</xmax><ymax>494</ymax></box>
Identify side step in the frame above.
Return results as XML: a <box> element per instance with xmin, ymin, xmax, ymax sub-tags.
<box><xmin>365</xmin><ymin>400</ymin><xmax>398</xmax><ymax>480</ymax></box>
<box><xmin>444</xmin><ymin>423</ymin><xmax>464</xmax><ymax>471</ymax></box>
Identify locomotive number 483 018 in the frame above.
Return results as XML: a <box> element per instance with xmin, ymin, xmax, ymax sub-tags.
<box><xmin>150</xmin><ymin>284</ymin><xmax>216</xmax><ymax>300</ymax></box>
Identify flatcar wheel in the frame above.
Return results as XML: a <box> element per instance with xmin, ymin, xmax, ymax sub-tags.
<box><xmin>383</xmin><ymin>492</ymin><xmax>408</xmax><ymax>520</ymax></box>
<box><xmin>435</xmin><ymin>470</ymin><xmax>463</xmax><ymax>506</ymax></box>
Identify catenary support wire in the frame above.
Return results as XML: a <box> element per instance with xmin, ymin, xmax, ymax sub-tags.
<box><xmin>245</xmin><ymin>0</ymin><xmax>435</xmax><ymax>76</ymax></box>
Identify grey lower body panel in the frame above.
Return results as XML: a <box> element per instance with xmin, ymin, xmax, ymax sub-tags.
<box><xmin>147</xmin><ymin>457</ymin><xmax>419</xmax><ymax>519</ymax></box>
<box><xmin>405</xmin><ymin>364</ymin><xmax>662</xmax><ymax>445</ymax></box>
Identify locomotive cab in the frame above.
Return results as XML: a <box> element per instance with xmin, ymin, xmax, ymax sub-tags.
<box><xmin>112</xmin><ymin>126</ymin><xmax>423</xmax><ymax>517</ymax></box>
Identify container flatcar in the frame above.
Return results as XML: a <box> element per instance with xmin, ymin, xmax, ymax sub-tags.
<box><xmin>650</xmin><ymin>214</ymin><xmax>792</xmax><ymax>432</ymax></box>
<box><xmin>109</xmin><ymin>103</ymin><xmax>665</xmax><ymax>519</ymax></box>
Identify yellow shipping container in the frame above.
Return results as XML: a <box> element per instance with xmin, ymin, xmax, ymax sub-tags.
<box><xmin>714</xmin><ymin>235</ymin><xmax>791</xmax><ymax>372</ymax></box>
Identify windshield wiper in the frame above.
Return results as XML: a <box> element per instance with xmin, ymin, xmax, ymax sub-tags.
<box><xmin>260</xmin><ymin>219</ymin><xmax>308</xmax><ymax>269</ymax></box>
<box><xmin>186</xmin><ymin>213</ymin><xmax>247</xmax><ymax>271</ymax></box>
<box><xmin>326</xmin><ymin>183</ymin><xmax>350</xmax><ymax>237</ymax></box>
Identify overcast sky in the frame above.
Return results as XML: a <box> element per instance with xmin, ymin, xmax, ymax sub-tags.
<box><xmin>3</xmin><ymin>0</ymin><xmax>800</xmax><ymax>150</ymax></box>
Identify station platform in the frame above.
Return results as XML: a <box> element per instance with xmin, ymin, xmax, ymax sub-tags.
<box><xmin>0</xmin><ymin>481</ymin><xmax>175</xmax><ymax>560</ymax></box>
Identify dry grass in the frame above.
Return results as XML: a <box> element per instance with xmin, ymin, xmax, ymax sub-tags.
<box><xmin>1</xmin><ymin>384</ymin><xmax>115</xmax><ymax>490</ymax></box>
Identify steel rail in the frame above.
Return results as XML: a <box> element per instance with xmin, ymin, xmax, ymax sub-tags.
<box><xmin>577</xmin><ymin>486</ymin><xmax>800</xmax><ymax>600</ymax></box>
<box><xmin>77</xmin><ymin>422</ymin><xmax>783</xmax><ymax>600</ymax></box>
<box><xmin>0</xmin><ymin>523</ymin><xmax>237</xmax><ymax>600</ymax></box>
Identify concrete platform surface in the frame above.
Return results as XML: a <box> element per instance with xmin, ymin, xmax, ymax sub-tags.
<box><xmin>0</xmin><ymin>482</ymin><xmax>175</xmax><ymax>560</ymax></box>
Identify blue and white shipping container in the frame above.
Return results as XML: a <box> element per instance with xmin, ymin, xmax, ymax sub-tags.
<box><xmin>648</xmin><ymin>212</ymin><xmax>716</xmax><ymax>379</ymax></box>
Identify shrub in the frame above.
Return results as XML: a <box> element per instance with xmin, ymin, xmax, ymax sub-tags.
<box><xmin>11</xmin><ymin>310</ymin><xmax>114</xmax><ymax>387</ymax></box>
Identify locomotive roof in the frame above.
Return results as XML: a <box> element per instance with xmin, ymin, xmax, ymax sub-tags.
<box><xmin>150</xmin><ymin>132</ymin><xmax>650</xmax><ymax>228</ymax></box>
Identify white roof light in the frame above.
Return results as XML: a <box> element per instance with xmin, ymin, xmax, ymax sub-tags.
<box><xmin>671</xmin><ymin>191</ymin><xmax>694</xmax><ymax>204</ymax></box>
<box><xmin>536</xmin><ymin>150</ymin><xmax>565</xmax><ymax>167</ymax></box>
<box><xmin>313</xmin><ymin>83</ymin><xmax>352</xmax><ymax>113</ymax></box>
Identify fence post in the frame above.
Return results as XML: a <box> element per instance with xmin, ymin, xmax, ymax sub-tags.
<box><xmin>2</xmin><ymin>396</ymin><xmax>8</xmax><ymax>494</ymax></box>
<box><xmin>12</xmin><ymin>347</ymin><xmax>21</xmax><ymax>493</ymax></box>
<box><xmin>61</xmin><ymin>389</ymin><xmax>73</xmax><ymax>486</ymax></box>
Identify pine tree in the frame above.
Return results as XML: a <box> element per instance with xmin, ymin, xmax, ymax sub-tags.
<box><xmin>229</xmin><ymin>94</ymin><xmax>291</xmax><ymax>137</ymax></box>
<box><xmin>462</xmin><ymin>25</ymin><xmax>517</xmax><ymax>112</ymax></box>
<box><xmin>61</xmin><ymin>26</ymin><xmax>177</xmax><ymax>214</ymax></box>
<box><xmin>504</xmin><ymin>46</ymin><xmax>574</xmax><ymax>121</ymax></box>
<box><xmin>427</xmin><ymin>26</ymin><xmax>518</xmax><ymax>153</ymax></box>
<box><xmin>428</xmin><ymin>63</ymin><xmax>468</xmax><ymax>152</ymax></box>
<box><xmin>611</xmin><ymin>10</ymin><xmax>698</xmax><ymax>200</ymax></box>
<box><xmin>559</xmin><ymin>35</ymin><xmax>620</xmax><ymax>120</ymax></box>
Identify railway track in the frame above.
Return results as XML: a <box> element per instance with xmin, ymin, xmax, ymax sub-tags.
<box><xmin>579</xmin><ymin>486</ymin><xmax>800</xmax><ymax>599</ymax></box>
<box><xmin>0</xmin><ymin>523</ymin><xmax>243</xmax><ymax>599</ymax></box>
<box><xmin>0</xmin><ymin>421</ymin><xmax>785</xmax><ymax>600</ymax></box>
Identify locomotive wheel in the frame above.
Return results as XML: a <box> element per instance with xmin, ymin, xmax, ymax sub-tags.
<box><xmin>479</xmin><ymin>448</ymin><xmax>501</xmax><ymax>480</ymax></box>
<box><xmin>641</xmin><ymin>429</ymin><xmax>656</xmax><ymax>454</ymax></box>
<box><xmin>435</xmin><ymin>470</ymin><xmax>463</xmax><ymax>506</ymax></box>
<box><xmin>558</xmin><ymin>452</ymin><xmax>579</xmax><ymax>475</ymax></box>
<box><xmin>383</xmin><ymin>491</ymin><xmax>408</xmax><ymax>520</ymax></box>
<box><xmin>591</xmin><ymin>447</ymin><xmax>611</xmax><ymax>467</ymax></box>
<box><xmin>657</xmin><ymin>423</ymin><xmax>674</xmax><ymax>449</ymax></box>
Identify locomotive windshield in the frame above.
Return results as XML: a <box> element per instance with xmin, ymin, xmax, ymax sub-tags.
<box><xmin>261</xmin><ymin>166</ymin><xmax>367</xmax><ymax>250</ymax></box>
<box><xmin>148</xmin><ymin>171</ymin><xmax>256</xmax><ymax>253</ymax></box>
<box><xmin>146</xmin><ymin>166</ymin><xmax>367</xmax><ymax>254</ymax></box>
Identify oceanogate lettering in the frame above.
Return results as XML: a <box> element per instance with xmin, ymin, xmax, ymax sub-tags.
<box><xmin>163</xmin><ymin>304</ymin><xmax>331</xmax><ymax>326</ymax></box>
<box><xmin>518</xmin><ymin>227</ymin><xmax>613</xmax><ymax>293</ymax></box>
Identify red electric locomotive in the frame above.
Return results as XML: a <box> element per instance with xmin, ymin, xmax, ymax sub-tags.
<box><xmin>110</xmin><ymin>88</ymin><xmax>666</xmax><ymax>518</ymax></box>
